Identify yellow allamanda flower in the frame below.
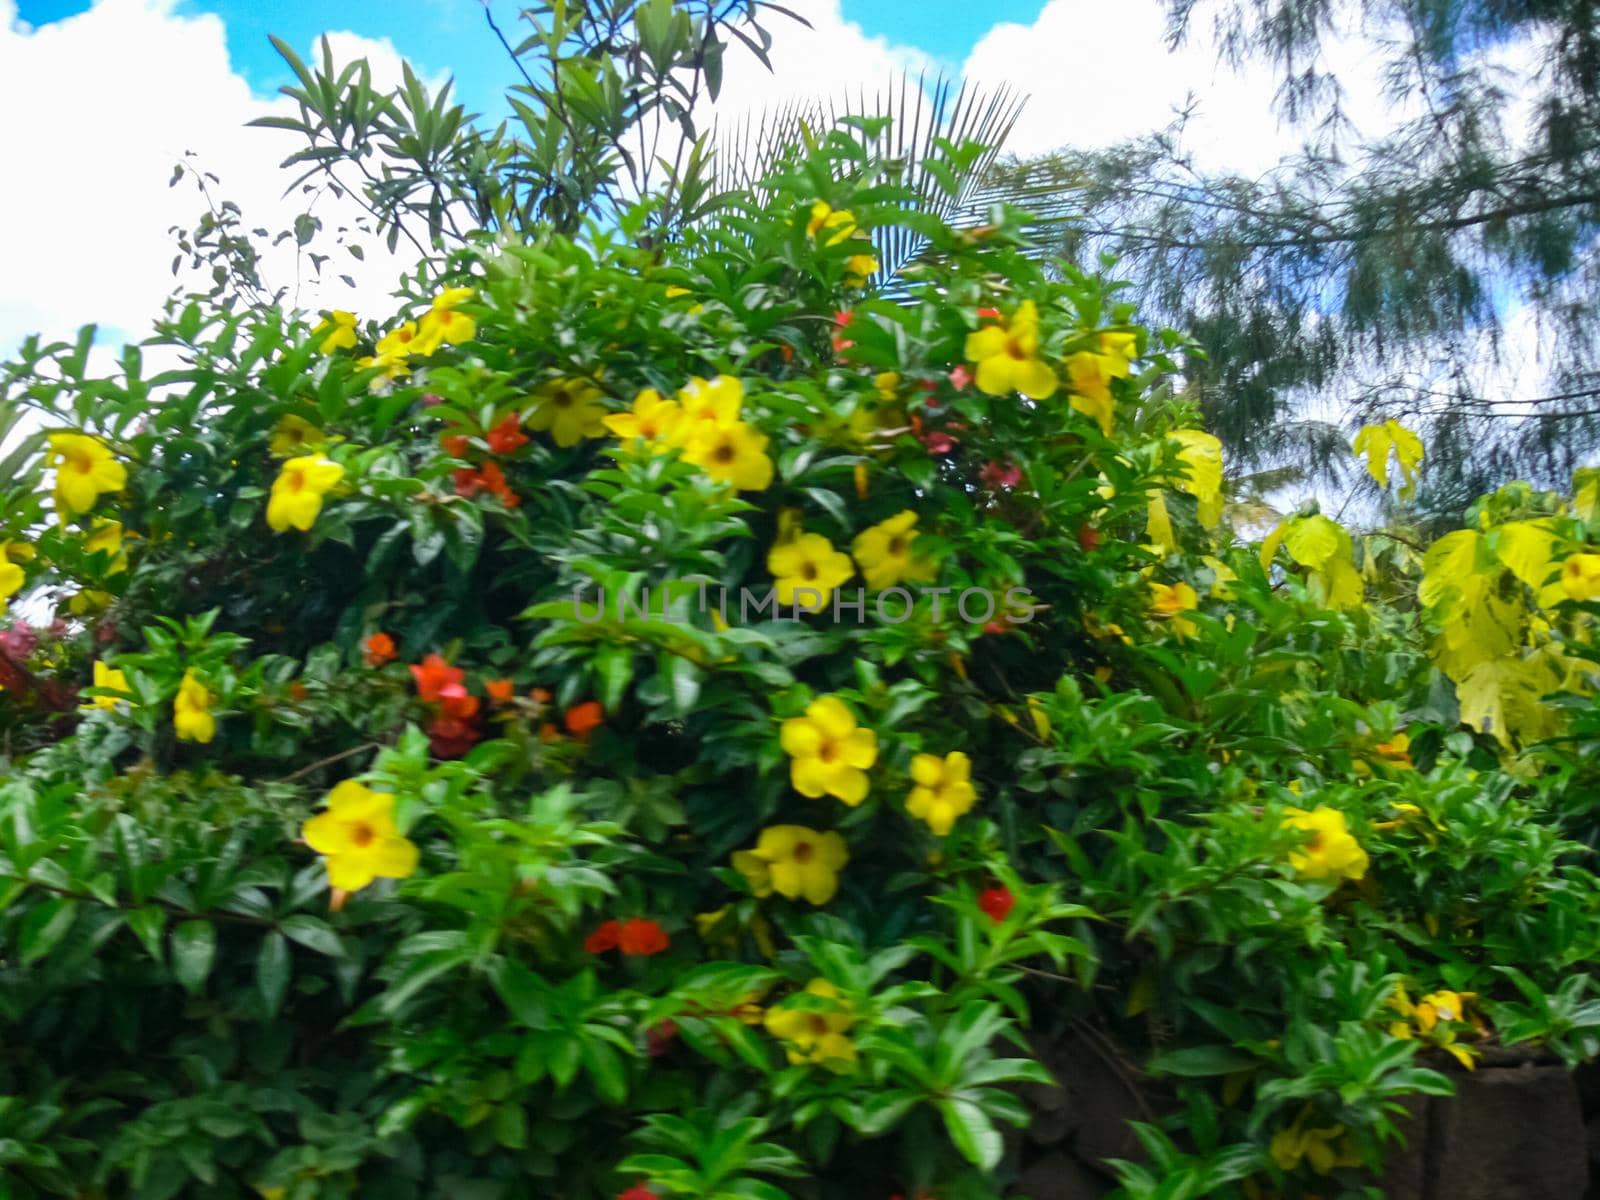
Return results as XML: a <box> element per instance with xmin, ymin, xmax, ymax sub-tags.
<box><xmin>844</xmin><ymin>252</ymin><xmax>878</xmax><ymax>288</ymax></box>
<box><xmin>1282</xmin><ymin>805</ymin><xmax>1368</xmax><ymax>882</ymax></box>
<box><xmin>47</xmin><ymin>433</ymin><xmax>126</xmax><ymax>515</ymax></box>
<box><xmin>905</xmin><ymin>750</ymin><xmax>978</xmax><ymax>836</ymax></box>
<box><xmin>964</xmin><ymin>301</ymin><xmax>1057</xmax><ymax>400</ymax></box>
<box><xmin>603</xmin><ymin>388</ymin><xmax>683</xmax><ymax>450</ymax></box>
<box><xmin>83</xmin><ymin>519</ymin><xmax>129</xmax><ymax>574</ymax></box>
<box><xmin>1563</xmin><ymin>553</ymin><xmax>1600</xmax><ymax>601</ymax></box>
<box><xmin>805</xmin><ymin>201</ymin><xmax>858</xmax><ymax>245</ymax></box>
<box><xmin>310</xmin><ymin>310</ymin><xmax>358</xmax><ymax>354</ymax></box>
<box><xmin>269</xmin><ymin>414</ymin><xmax>326</xmax><ymax>458</ymax></box>
<box><xmin>764</xmin><ymin>979</ymin><xmax>857</xmax><ymax>1072</ymax></box>
<box><xmin>86</xmin><ymin>660</ymin><xmax>131</xmax><ymax>712</ymax></box>
<box><xmin>1064</xmin><ymin>351</ymin><xmax>1121</xmax><ymax>435</ymax></box>
<box><xmin>732</xmin><ymin>825</ymin><xmax>849</xmax><ymax>905</ymax></box>
<box><xmin>768</xmin><ymin>532</ymin><xmax>853</xmax><ymax>612</ymax></box>
<box><xmin>780</xmin><ymin>696</ymin><xmax>878</xmax><ymax>805</ymax></box>
<box><xmin>358</xmin><ymin>321</ymin><xmax>419</xmax><ymax>378</ymax></box>
<box><xmin>851</xmin><ymin>510</ymin><xmax>935</xmax><ymax>590</ymax></box>
<box><xmin>1148</xmin><ymin>580</ymin><xmax>1199</xmax><ymax>640</ymax></box>
<box><xmin>0</xmin><ymin>549</ymin><xmax>24</xmax><ymax>608</ymax></box>
<box><xmin>266</xmin><ymin>455</ymin><xmax>344</xmax><ymax>533</ymax></box>
<box><xmin>413</xmin><ymin>287</ymin><xmax>476</xmax><ymax>356</ymax></box>
<box><xmin>173</xmin><ymin>669</ymin><xmax>216</xmax><ymax>744</ymax></box>
<box><xmin>676</xmin><ymin>375</ymin><xmax>744</xmax><ymax>431</ymax></box>
<box><xmin>682</xmin><ymin>420</ymin><xmax>774</xmax><ymax>492</ymax></box>
<box><xmin>528</xmin><ymin>378</ymin><xmax>608</xmax><ymax>448</ymax></box>
<box><xmin>301</xmin><ymin>780</ymin><xmax>420</xmax><ymax>893</ymax></box>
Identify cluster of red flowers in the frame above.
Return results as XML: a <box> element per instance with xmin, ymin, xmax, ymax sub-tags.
<box><xmin>617</xmin><ymin>1186</ymin><xmax>656</xmax><ymax>1200</ymax></box>
<box><xmin>409</xmin><ymin>653</ymin><xmax>483</xmax><ymax>758</ymax></box>
<box><xmin>585</xmin><ymin>917</ymin><xmax>670</xmax><ymax>957</ymax></box>
<box><xmin>444</xmin><ymin>413</ymin><xmax>527</xmax><ymax>507</ymax></box>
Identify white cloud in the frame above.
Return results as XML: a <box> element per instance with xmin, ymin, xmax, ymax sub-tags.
<box><xmin>961</xmin><ymin>0</ymin><xmax>1408</xmax><ymax>173</ymax></box>
<box><xmin>0</xmin><ymin>0</ymin><xmax>413</xmax><ymax>357</ymax></box>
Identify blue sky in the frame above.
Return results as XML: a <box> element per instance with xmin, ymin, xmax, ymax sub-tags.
<box><xmin>16</xmin><ymin>0</ymin><xmax>1047</xmax><ymax>120</ymax></box>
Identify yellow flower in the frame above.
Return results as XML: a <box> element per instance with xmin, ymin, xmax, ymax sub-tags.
<box><xmin>1282</xmin><ymin>806</ymin><xmax>1368</xmax><ymax>882</ymax></box>
<box><xmin>732</xmin><ymin>825</ymin><xmax>849</xmax><ymax>905</ymax></box>
<box><xmin>1417</xmin><ymin>989</ymin><xmax>1469</xmax><ymax>1030</ymax></box>
<box><xmin>1268</xmin><ymin>1121</ymin><xmax>1361</xmax><ymax>1174</ymax></box>
<box><xmin>603</xmin><ymin>388</ymin><xmax>683</xmax><ymax>449</ymax></box>
<box><xmin>844</xmin><ymin>252</ymin><xmax>878</xmax><ymax>287</ymax></box>
<box><xmin>0</xmin><ymin>553</ymin><xmax>24</xmax><ymax>606</ymax></box>
<box><xmin>414</xmin><ymin>287</ymin><xmax>476</xmax><ymax>355</ymax></box>
<box><xmin>87</xmin><ymin>660</ymin><xmax>131</xmax><ymax>711</ymax></box>
<box><xmin>765</xmin><ymin>979</ymin><xmax>857</xmax><ymax>1072</ymax></box>
<box><xmin>1563</xmin><ymin>553</ymin><xmax>1600</xmax><ymax>601</ymax></box>
<box><xmin>780</xmin><ymin>696</ymin><xmax>877</xmax><ymax>805</ymax></box>
<box><xmin>1064</xmin><ymin>352</ymin><xmax>1118</xmax><ymax>435</ymax></box>
<box><xmin>528</xmin><ymin>378</ymin><xmax>608</xmax><ymax>448</ymax></box>
<box><xmin>1099</xmin><ymin>330</ymin><xmax>1138</xmax><ymax>372</ymax></box>
<box><xmin>1148</xmin><ymin>581</ymin><xmax>1199</xmax><ymax>639</ymax></box>
<box><xmin>269</xmin><ymin>414</ymin><xmax>326</xmax><ymax>458</ymax></box>
<box><xmin>694</xmin><ymin>906</ymin><xmax>776</xmax><ymax>959</ymax></box>
<box><xmin>1373</xmin><ymin>731</ymin><xmax>1412</xmax><ymax>768</ymax></box>
<box><xmin>311</xmin><ymin>310</ymin><xmax>357</xmax><ymax>354</ymax></box>
<box><xmin>83</xmin><ymin>519</ymin><xmax>129</xmax><ymax>574</ymax></box>
<box><xmin>964</xmin><ymin>301</ymin><xmax>1058</xmax><ymax>399</ymax></box>
<box><xmin>47</xmin><ymin>433</ymin><xmax>126</xmax><ymax>515</ymax></box>
<box><xmin>769</xmin><ymin>533</ymin><xmax>854</xmax><ymax>612</ymax></box>
<box><xmin>173</xmin><ymin>669</ymin><xmax>216</xmax><ymax>744</ymax></box>
<box><xmin>676</xmin><ymin>375</ymin><xmax>744</xmax><ymax>431</ymax></box>
<box><xmin>851</xmin><ymin>510</ymin><xmax>935</xmax><ymax>590</ymax></box>
<box><xmin>682</xmin><ymin>420</ymin><xmax>774</xmax><ymax>492</ymax></box>
<box><xmin>357</xmin><ymin>321</ymin><xmax>419</xmax><ymax>378</ymax></box>
<box><xmin>906</xmin><ymin>751</ymin><xmax>978</xmax><ymax>836</ymax></box>
<box><xmin>806</xmin><ymin>201</ymin><xmax>858</xmax><ymax>245</ymax></box>
<box><xmin>301</xmin><ymin>780</ymin><xmax>420</xmax><ymax>892</ymax></box>
<box><xmin>266</xmin><ymin>455</ymin><xmax>344</xmax><ymax>533</ymax></box>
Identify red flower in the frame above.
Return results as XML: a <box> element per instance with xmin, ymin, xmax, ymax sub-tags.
<box><xmin>453</xmin><ymin>466</ymin><xmax>485</xmax><ymax>498</ymax></box>
<box><xmin>586</xmin><ymin>920</ymin><xmax>623</xmax><ymax>953</ymax></box>
<box><xmin>923</xmin><ymin>431</ymin><xmax>958</xmax><ymax>455</ymax></box>
<box><xmin>978</xmin><ymin>885</ymin><xmax>1015</xmax><ymax>924</ymax></box>
<box><xmin>486</xmin><ymin>414</ymin><xmax>529</xmax><ymax>455</ymax></box>
<box><xmin>565</xmin><ymin>701</ymin><xmax>604</xmax><ymax>739</ymax></box>
<box><xmin>440</xmin><ymin>433</ymin><xmax>471</xmax><ymax>458</ymax></box>
<box><xmin>949</xmin><ymin>364</ymin><xmax>973</xmax><ymax>391</ymax></box>
<box><xmin>427</xmin><ymin>713</ymin><xmax>481</xmax><ymax>758</ymax></box>
<box><xmin>646</xmin><ymin>1019</ymin><xmax>679</xmax><ymax>1057</ymax></box>
<box><xmin>617</xmin><ymin>1187</ymin><xmax>656</xmax><ymax>1200</ymax></box>
<box><xmin>979</xmin><ymin>460</ymin><xmax>1023</xmax><ymax>490</ymax></box>
<box><xmin>363</xmin><ymin>632</ymin><xmax>397</xmax><ymax>666</ymax></box>
<box><xmin>982</xmin><ymin>620</ymin><xmax>1011</xmax><ymax>637</ymax></box>
<box><xmin>438</xmin><ymin>691</ymin><xmax>480</xmax><ymax>721</ymax></box>
<box><xmin>478</xmin><ymin>460</ymin><xmax>521</xmax><ymax>508</ymax></box>
<box><xmin>486</xmin><ymin>678</ymin><xmax>515</xmax><ymax>704</ymax></box>
<box><xmin>1077</xmin><ymin>523</ymin><xmax>1101</xmax><ymax>552</ymax></box>
<box><xmin>976</xmin><ymin>306</ymin><xmax>1001</xmax><ymax>320</ymax></box>
<box><xmin>618</xmin><ymin>918</ymin><xmax>670</xmax><ymax>957</ymax></box>
<box><xmin>832</xmin><ymin>308</ymin><xmax>855</xmax><ymax>352</ymax></box>
<box><xmin>410</xmin><ymin>654</ymin><xmax>467</xmax><ymax>703</ymax></box>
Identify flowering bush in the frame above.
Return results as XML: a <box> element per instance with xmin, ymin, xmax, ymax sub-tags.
<box><xmin>4</xmin><ymin>58</ymin><xmax>1600</xmax><ymax>1200</ymax></box>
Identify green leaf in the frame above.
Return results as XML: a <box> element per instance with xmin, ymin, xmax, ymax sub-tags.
<box><xmin>1148</xmin><ymin>1044</ymin><xmax>1261</xmax><ymax>1077</ymax></box>
<box><xmin>937</xmin><ymin>1097</ymin><xmax>1003</xmax><ymax>1170</ymax></box>
<box><xmin>171</xmin><ymin>920</ymin><xmax>217</xmax><ymax>994</ymax></box>
<box><xmin>658</xmin><ymin>652</ymin><xmax>701</xmax><ymax>717</ymax></box>
<box><xmin>279</xmin><ymin>914</ymin><xmax>344</xmax><ymax>958</ymax></box>
<box><xmin>19</xmin><ymin>898</ymin><xmax>77</xmax><ymax>965</ymax></box>
<box><xmin>257</xmin><ymin>931</ymin><xmax>291</xmax><ymax>1016</ymax></box>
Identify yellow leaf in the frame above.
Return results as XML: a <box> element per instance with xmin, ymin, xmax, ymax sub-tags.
<box><xmin>1316</xmin><ymin>557</ymin><xmax>1364</xmax><ymax>610</ymax></box>
<box><xmin>1146</xmin><ymin>493</ymin><xmax>1177</xmax><ymax>555</ymax></box>
<box><xmin>1419</xmin><ymin>530</ymin><xmax>1482</xmax><ymax>610</ymax></box>
<box><xmin>1258</xmin><ymin>519</ymin><xmax>1287</xmax><ymax>573</ymax></box>
<box><xmin>1170</xmin><ymin>430</ymin><xmax>1224</xmax><ymax>527</ymax></box>
<box><xmin>1283</xmin><ymin>515</ymin><xmax>1348</xmax><ymax>571</ymax></box>
<box><xmin>1352</xmin><ymin>419</ymin><xmax>1424</xmax><ymax>497</ymax></box>
<box><xmin>1493</xmin><ymin>520</ymin><xmax>1561</xmax><ymax>605</ymax></box>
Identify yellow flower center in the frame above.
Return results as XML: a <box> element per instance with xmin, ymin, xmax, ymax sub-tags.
<box><xmin>807</xmin><ymin>1014</ymin><xmax>829</xmax><ymax>1035</ymax></box>
<box><xmin>800</xmin><ymin>562</ymin><xmax>819</xmax><ymax>581</ymax></box>
<box><xmin>350</xmin><ymin>821</ymin><xmax>376</xmax><ymax>848</ymax></box>
<box><xmin>1005</xmin><ymin>336</ymin><xmax>1029</xmax><ymax>360</ymax></box>
<box><xmin>712</xmin><ymin>441</ymin><xmax>737</xmax><ymax>464</ymax></box>
<box><xmin>552</xmin><ymin>389</ymin><xmax>574</xmax><ymax>408</ymax></box>
<box><xmin>886</xmin><ymin>536</ymin><xmax>908</xmax><ymax>556</ymax></box>
<box><xmin>285</xmin><ymin>468</ymin><xmax>306</xmax><ymax>493</ymax></box>
<box><xmin>792</xmin><ymin>839</ymin><xmax>815</xmax><ymax>862</ymax></box>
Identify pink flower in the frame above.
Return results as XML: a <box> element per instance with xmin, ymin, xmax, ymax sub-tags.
<box><xmin>979</xmin><ymin>460</ymin><xmax>1022</xmax><ymax>490</ymax></box>
<box><xmin>949</xmin><ymin>364</ymin><xmax>973</xmax><ymax>390</ymax></box>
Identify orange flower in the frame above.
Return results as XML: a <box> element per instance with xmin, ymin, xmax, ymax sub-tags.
<box><xmin>565</xmin><ymin>700</ymin><xmax>604</xmax><ymax>738</ymax></box>
<box><xmin>585</xmin><ymin>920</ymin><xmax>622</xmax><ymax>953</ymax></box>
<box><xmin>364</xmin><ymin>632</ymin><xmax>397</xmax><ymax>666</ymax></box>
<box><xmin>618</xmin><ymin>918</ymin><xmax>670</xmax><ymax>956</ymax></box>
<box><xmin>486</xmin><ymin>414</ymin><xmax>529</xmax><ymax>455</ymax></box>
<box><xmin>410</xmin><ymin>654</ymin><xmax>467</xmax><ymax>703</ymax></box>
<box><xmin>486</xmin><ymin>678</ymin><xmax>515</xmax><ymax>704</ymax></box>
<box><xmin>440</xmin><ymin>433</ymin><xmax>471</xmax><ymax>458</ymax></box>
<box><xmin>479</xmin><ymin>460</ymin><xmax>520</xmax><ymax>508</ymax></box>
